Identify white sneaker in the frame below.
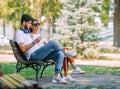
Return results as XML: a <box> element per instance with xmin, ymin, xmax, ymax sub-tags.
<box><xmin>52</xmin><ymin>76</ymin><xmax>67</xmax><ymax>84</ymax></box>
<box><xmin>64</xmin><ymin>50</ymin><xmax>77</xmax><ymax>57</ymax></box>
<box><xmin>64</xmin><ymin>75</ymin><xmax>76</xmax><ymax>82</ymax></box>
<box><xmin>72</xmin><ymin>67</ymin><xmax>85</xmax><ymax>74</ymax></box>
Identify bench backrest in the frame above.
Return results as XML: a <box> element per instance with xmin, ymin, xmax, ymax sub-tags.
<box><xmin>9</xmin><ymin>40</ymin><xmax>28</xmax><ymax>63</ymax></box>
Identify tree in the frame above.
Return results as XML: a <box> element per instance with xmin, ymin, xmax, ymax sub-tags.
<box><xmin>100</xmin><ymin>0</ymin><xmax>111</xmax><ymax>26</ymax></box>
<box><xmin>0</xmin><ymin>0</ymin><xmax>9</xmax><ymax>36</ymax></box>
<box><xmin>114</xmin><ymin>0</ymin><xmax>120</xmax><ymax>47</ymax></box>
<box><xmin>54</xmin><ymin>0</ymin><xmax>103</xmax><ymax>51</ymax></box>
<box><xmin>0</xmin><ymin>0</ymin><xmax>62</xmax><ymax>36</ymax></box>
<box><xmin>32</xmin><ymin>0</ymin><xmax>62</xmax><ymax>35</ymax></box>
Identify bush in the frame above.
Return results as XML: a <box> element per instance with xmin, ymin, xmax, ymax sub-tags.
<box><xmin>83</xmin><ymin>48</ymin><xmax>99</xmax><ymax>59</ymax></box>
<box><xmin>99</xmin><ymin>46</ymin><xmax>117</xmax><ymax>53</ymax></box>
<box><xmin>76</xmin><ymin>42</ymin><xmax>98</xmax><ymax>55</ymax></box>
<box><xmin>0</xmin><ymin>35</ymin><xmax>9</xmax><ymax>46</ymax></box>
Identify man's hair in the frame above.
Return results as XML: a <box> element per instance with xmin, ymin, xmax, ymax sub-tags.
<box><xmin>21</xmin><ymin>14</ymin><xmax>33</xmax><ymax>24</ymax></box>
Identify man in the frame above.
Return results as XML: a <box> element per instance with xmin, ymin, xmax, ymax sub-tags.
<box><xmin>15</xmin><ymin>14</ymin><xmax>67</xmax><ymax>83</ymax></box>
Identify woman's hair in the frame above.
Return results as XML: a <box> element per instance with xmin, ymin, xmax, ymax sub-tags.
<box><xmin>32</xmin><ymin>19</ymin><xmax>38</xmax><ymax>24</ymax></box>
<box><xmin>32</xmin><ymin>19</ymin><xmax>40</xmax><ymax>26</ymax></box>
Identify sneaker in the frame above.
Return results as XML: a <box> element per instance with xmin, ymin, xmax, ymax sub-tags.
<box><xmin>64</xmin><ymin>50</ymin><xmax>77</xmax><ymax>57</ymax></box>
<box><xmin>64</xmin><ymin>75</ymin><xmax>76</xmax><ymax>82</ymax></box>
<box><xmin>72</xmin><ymin>67</ymin><xmax>85</xmax><ymax>74</ymax></box>
<box><xmin>52</xmin><ymin>76</ymin><xmax>67</xmax><ymax>84</ymax></box>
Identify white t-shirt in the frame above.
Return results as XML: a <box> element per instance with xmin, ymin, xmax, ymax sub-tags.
<box><xmin>30</xmin><ymin>33</ymin><xmax>47</xmax><ymax>47</ymax></box>
<box><xmin>15</xmin><ymin>30</ymin><xmax>43</xmax><ymax>60</ymax></box>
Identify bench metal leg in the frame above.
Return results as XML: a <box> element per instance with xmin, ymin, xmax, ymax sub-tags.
<box><xmin>16</xmin><ymin>62</ymin><xmax>26</xmax><ymax>72</ymax></box>
<box><xmin>35</xmin><ymin>69</ymin><xmax>39</xmax><ymax>82</ymax></box>
<box><xmin>40</xmin><ymin>64</ymin><xmax>47</xmax><ymax>78</ymax></box>
<box><xmin>31</xmin><ymin>64</ymin><xmax>42</xmax><ymax>82</ymax></box>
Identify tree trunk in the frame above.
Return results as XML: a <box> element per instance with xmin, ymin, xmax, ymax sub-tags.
<box><xmin>3</xmin><ymin>19</ymin><xmax>5</xmax><ymax>36</ymax></box>
<box><xmin>13</xmin><ymin>22</ymin><xmax>17</xmax><ymax>40</ymax></box>
<box><xmin>114</xmin><ymin>0</ymin><xmax>120</xmax><ymax>47</ymax></box>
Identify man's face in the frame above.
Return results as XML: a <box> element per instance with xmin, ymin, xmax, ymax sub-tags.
<box><xmin>24</xmin><ymin>20</ymin><xmax>32</xmax><ymax>30</ymax></box>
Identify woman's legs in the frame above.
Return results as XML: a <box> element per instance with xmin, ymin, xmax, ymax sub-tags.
<box><xmin>63</xmin><ymin>48</ymin><xmax>77</xmax><ymax>70</ymax></box>
<box><xmin>63</xmin><ymin>57</ymin><xmax>76</xmax><ymax>82</ymax></box>
<box><xmin>68</xmin><ymin>57</ymin><xmax>77</xmax><ymax>69</ymax></box>
<box><xmin>63</xmin><ymin>57</ymin><xmax>69</xmax><ymax>77</ymax></box>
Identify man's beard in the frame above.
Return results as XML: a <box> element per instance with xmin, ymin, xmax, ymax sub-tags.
<box><xmin>24</xmin><ymin>24</ymin><xmax>28</xmax><ymax>30</ymax></box>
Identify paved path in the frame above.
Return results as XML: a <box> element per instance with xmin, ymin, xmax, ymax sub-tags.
<box><xmin>75</xmin><ymin>59</ymin><xmax>120</xmax><ymax>67</ymax></box>
<box><xmin>0</xmin><ymin>53</ymin><xmax>120</xmax><ymax>67</ymax></box>
<box><xmin>0</xmin><ymin>54</ymin><xmax>16</xmax><ymax>63</ymax></box>
<box><xmin>38</xmin><ymin>73</ymin><xmax>120</xmax><ymax>89</ymax></box>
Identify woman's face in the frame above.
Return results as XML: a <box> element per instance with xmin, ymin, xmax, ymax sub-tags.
<box><xmin>31</xmin><ymin>21</ymin><xmax>40</xmax><ymax>33</ymax></box>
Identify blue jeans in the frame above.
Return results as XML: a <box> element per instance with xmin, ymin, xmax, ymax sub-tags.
<box><xmin>30</xmin><ymin>40</ymin><xmax>64</xmax><ymax>73</ymax></box>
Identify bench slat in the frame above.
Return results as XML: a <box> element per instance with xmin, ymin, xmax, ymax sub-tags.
<box><xmin>0</xmin><ymin>77</ymin><xmax>16</xmax><ymax>89</ymax></box>
<box><xmin>9</xmin><ymin>73</ymin><xmax>38</xmax><ymax>88</ymax></box>
<box><xmin>0</xmin><ymin>73</ymin><xmax>39</xmax><ymax>89</ymax></box>
<box><xmin>3</xmin><ymin>75</ymin><xmax>25</xmax><ymax>88</ymax></box>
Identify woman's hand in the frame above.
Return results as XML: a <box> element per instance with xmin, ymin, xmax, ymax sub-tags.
<box><xmin>34</xmin><ymin>36</ymin><xmax>41</xmax><ymax>44</ymax></box>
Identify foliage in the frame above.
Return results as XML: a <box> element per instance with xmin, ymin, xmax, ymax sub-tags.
<box><xmin>41</xmin><ymin>0</ymin><xmax>63</xmax><ymax>19</ymax></box>
<box><xmin>0</xmin><ymin>0</ymin><xmax>33</xmax><ymax>30</ymax></box>
<box><xmin>54</xmin><ymin>0</ymin><xmax>104</xmax><ymax>54</ymax></box>
<box><xmin>0</xmin><ymin>0</ymin><xmax>62</xmax><ymax>31</ymax></box>
<box><xmin>83</xmin><ymin>48</ymin><xmax>99</xmax><ymax>59</ymax></box>
<box><xmin>100</xmin><ymin>0</ymin><xmax>112</xmax><ymax>26</ymax></box>
<box><xmin>30</xmin><ymin>0</ymin><xmax>62</xmax><ymax>20</ymax></box>
<box><xmin>99</xmin><ymin>46</ymin><xmax>118</xmax><ymax>53</ymax></box>
<box><xmin>0</xmin><ymin>0</ymin><xmax>8</xmax><ymax>18</ymax></box>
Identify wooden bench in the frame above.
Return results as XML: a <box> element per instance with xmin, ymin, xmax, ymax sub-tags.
<box><xmin>9</xmin><ymin>40</ymin><xmax>56</xmax><ymax>82</ymax></box>
<box><xmin>0</xmin><ymin>73</ymin><xmax>41</xmax><ymax>89</ymax></box>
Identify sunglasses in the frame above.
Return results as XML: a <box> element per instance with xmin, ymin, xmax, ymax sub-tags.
<box><xmin>32</xmin><ymin>21</ymin><xmax>40</xmax><ymax>26</ymax></box>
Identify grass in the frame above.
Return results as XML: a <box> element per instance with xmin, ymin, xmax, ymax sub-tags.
<box><xmin>0</xmin><ymin>62</ymin><xmax>120</xmax><ymax>79</ymax></box>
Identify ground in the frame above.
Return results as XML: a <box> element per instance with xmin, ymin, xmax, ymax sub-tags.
<box><xmin>38</xmin><ymin>73</ymin><xmax>120</xmax><ymax>89</ymax></box>
<box><xmin>0</xmin><ymin>52</ymin><xmax>120</xmax><ymax>89</ymax></box>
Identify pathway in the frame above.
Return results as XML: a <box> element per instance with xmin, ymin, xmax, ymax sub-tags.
<box><xmin>0</xmin><ymin>53</ymin><xmax>120</xmax><ymax>67</ymax></box>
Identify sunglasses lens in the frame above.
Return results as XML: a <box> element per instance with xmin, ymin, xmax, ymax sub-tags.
<box><xmin>33</xmin><ymin>23</ymin><xmax>40</xmax><ymax>26</ymax></box>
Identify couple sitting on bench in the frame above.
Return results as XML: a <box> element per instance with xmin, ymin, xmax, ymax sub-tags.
<box><xmin>15</xmin><ymin>14</ymin><xmax>85</xmax><ymax>84</ymax></box>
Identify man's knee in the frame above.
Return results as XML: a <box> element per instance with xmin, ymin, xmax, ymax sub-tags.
<box><xmin>49</xmin><ymin>40</ymin><xmax>57</xmax><ymax>45</ymax></box>
<box><xmin>57</xmin><ymin>51</ymin><xmax>64</xmax><ymax>58</ymax></box>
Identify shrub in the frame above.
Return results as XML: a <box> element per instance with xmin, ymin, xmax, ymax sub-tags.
<box><xmin>83</xmin><ymin>48</ymin><xmax>99</xmax><ymax>59</ymax></box>
<box><xmin>99</xmin><ymin>46</ymin><xmax>118</xmax><ymax>53</ymax></box>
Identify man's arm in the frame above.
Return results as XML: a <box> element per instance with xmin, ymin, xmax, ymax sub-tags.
<box><xmin>18</xmin><ymin>42</ymin><xmax>35</xmax><ymax>52</ymax></box>
<box><xmin>18</xmin><ymin>36</ymin><xmax>41</xmax><ymax>52</ymax></box>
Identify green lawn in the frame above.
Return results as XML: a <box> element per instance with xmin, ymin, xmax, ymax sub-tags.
<box><xmin>1</xmin><ymin>62</ymin><xmax>120</xmax><ymax>79</ymax></box>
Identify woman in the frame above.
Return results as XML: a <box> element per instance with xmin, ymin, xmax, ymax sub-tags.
<box><xmin>30</xmin><ymin>19</ymin><xmax>76</xmax><ymax>82</ymax></box>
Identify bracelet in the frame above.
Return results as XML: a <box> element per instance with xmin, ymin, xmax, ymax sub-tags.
<box><xmin>32</xmin><ymin>42</ymin><xmax>35</xmax><ymax>45</ymax></box>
